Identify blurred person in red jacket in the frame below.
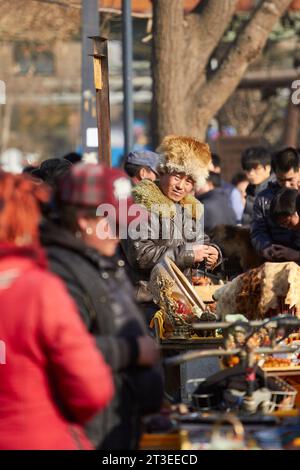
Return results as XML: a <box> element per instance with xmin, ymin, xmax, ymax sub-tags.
<box><xmin>41</xmin><ymin>164</ymin><xmax>163</xmax><ymax>450</ymax></box>
<box><xmin>0</xmin><ymin>172</ymin><xmax>114</xmax><ymax>450</ymax></box>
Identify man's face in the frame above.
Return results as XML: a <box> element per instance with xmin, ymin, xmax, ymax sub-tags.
<box><xmin>209</xmin><ymin>162</ymin><xmax>221</xmax><ymax>174</ymax></box>
<box><xmin>132</xmin><ymin>167</ymin><xmax>157</xmax><ymax>185</ymax></box>
<box><xmin>236</xmin><ymin>180</ymin><xmax>248</xmax><ymax>205</ymax></box>
<box><xmin>278</xmin><ymin>212</ymin><xmax>300</xmax><ymax>230</ymax></box>
<box><xmin>245</xmin><ymin>164</ymin><xmax>271</xmax><ymax>185</ymax></box>
<box><xmin>276</xmin><ymin>168</ymin><xmax>300</xmax><ymax>189</ymax></box>
<box><xmin>159</xmin><ymin>173</ymin><xmax>195</xmax><ymax>202</ymax></box>
<box><xmin>79</xmin><ymin>217</ymin><xmax>120</xmax><ymax>257</ymax></box>
<box><xmin>141</xmin><ymin>168</ymin><xmax>157</xmax><ymax>182</ymax></box>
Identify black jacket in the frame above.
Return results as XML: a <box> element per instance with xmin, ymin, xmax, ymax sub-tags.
<box><xmin>250</xmin><ymin>181</ymin><xmax>300</xmax><ymax>254</ymax></box>
<box><xmin>242</xmin><ymin>176</ymin><xmax>272</xmax><ymax>226</ymax></box>
<box><xmin>41</xmin><ymin>221</ymin><xmax>163</xmax><ymax>450</ymax></box>
<box><xmin>197</xmin><ymin>188</ymin><xmax>237</xmax><ymax>233</ymax></box>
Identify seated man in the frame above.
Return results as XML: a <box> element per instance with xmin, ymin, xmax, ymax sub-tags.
<box><xmin>121</xmin><ymin>136</ymin><xmax>222</xmax><ymax>315</ymax></box>
<box><xmin>241</xmin><ymin>146</ymin><xmax>272</xmax><ymax>226</ymax></box>
<box><xmin>124</xmin><ymin>150</ymin><xmax>160</xmax><ymax>185</ymax></box>
<box><xmin>251</xmin><ymin>147</ymin><xmax>300</xmax><ymax>261</ymax></box>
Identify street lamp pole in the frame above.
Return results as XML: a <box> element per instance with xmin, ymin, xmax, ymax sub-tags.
<box><xmin>122</xmin><ymin>0</ymin><xmax>134</xmax><ymax>157</ymax></box>
<box><xmin>81</xmin><ymin>0</ymin><xmax>99</xmax><ymax>161</ymax></box>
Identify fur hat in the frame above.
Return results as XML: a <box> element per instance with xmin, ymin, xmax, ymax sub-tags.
<box><xmin>157</xmin><ymin>135</ymin><xmax>212</xmax><ymax>190</ymax></box>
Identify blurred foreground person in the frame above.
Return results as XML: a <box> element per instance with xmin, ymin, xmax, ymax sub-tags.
<box><xmin>31</xmin><ymin>158</ymin><xmax>72</xmax><ymax>189</ymax></box>
<box><xmin>41</xmin><ymin>164</ymin><xmax>163</xmax><ymax>450</ymax></box>
<box><xmin>0</xmin><ymin>172</ymin><xmax>113</xmax><ymax>450</ymax></box>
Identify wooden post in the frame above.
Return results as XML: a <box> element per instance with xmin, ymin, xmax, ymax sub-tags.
<box><xmin>89</xmin><ymin>36</ymin><xmax>111</xmax><ymax>167</ymax></box>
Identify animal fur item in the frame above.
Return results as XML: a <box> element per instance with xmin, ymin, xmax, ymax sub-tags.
<box><xmin>214</xmin><ymin>262</ymin><xmax>300</xmax><ymax>320</ymax></box>
<box><xmin>157</xmin><ymin>135</ymin><xmax>212</xmax><ymax>190</ymax></box>
<box><xmin>132</xmin><ymin>179</ymin><xmax>203</xmax><ymax>220</ymax></box>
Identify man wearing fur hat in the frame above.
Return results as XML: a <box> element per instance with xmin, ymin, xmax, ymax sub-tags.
<box><xmin>121</xmin><ymin>136</ymin><xmax>222</xmax><ymax>314</ymax></box>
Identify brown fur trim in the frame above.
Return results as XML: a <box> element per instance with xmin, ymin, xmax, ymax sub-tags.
<box><xmin>132</xmin><ymin>179</ymin><xmax>203</xmax><ymax>220</ymax></box>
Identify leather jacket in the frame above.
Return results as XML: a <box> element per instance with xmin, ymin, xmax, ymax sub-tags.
<box><xmin>121</xmin><ymin>180</ymin><xmax>222</xmax><ymax>298</ymax></box>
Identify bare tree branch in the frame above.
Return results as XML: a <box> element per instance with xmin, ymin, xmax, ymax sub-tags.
<box><xmin>184</xmin><ymin>0</ymin><xmax>239</xmax><ymax>101</ymax></box>
<box><xmin>195</xmin><ymin>0</ymin><xmax>293</xmax><ymax>135</ymax></box>
<box><xmin>31</xmin><ymin>0</ymin><xmax>80</xmax><ymax>9</ymax></box>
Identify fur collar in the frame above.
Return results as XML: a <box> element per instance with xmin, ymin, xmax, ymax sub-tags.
<box><xmin>132</xmin><ymin>180</ymin><xmax>203</xmax><ymax>220</ymax></box>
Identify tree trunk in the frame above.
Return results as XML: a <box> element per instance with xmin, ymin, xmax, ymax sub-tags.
<box><xmin>152</xmin><ymin>0</ymin><xmax>186</xmax><ymax>147</ymax></box>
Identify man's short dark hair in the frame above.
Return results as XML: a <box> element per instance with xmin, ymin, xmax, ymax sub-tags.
<box><xmin>270</xmin><ymin>187</ymin><xmax>300</xmax><ymax>223</ymax></box>
<box><xmin>63</xmin><ymin>152</ymin><xmax>82</xmax><ymax>164</ymax></box>
<box><xmin>32</xmin><ymin>158</ymin><xmax>72</xmax><ymax>188</ymax></box>
<box><xmin>22</xmin><ymin>165</ymin><xmax>36</xmax><ymax>175</ymax></box>
<box><xmin>207</xmin><ymin>171</ymin><xmax>221</xmax><ymax>188</ymax></box>
<box><xmin>241</xmin><ymin>146</ymin><xmax>272</xmax><ymax>172</ymax></box>
<box><xmin>124</xmin><ymin>162</ymin><xmax>152</xmax><ymax>178</ymax></box>
<box><xmin>271</xmin><ymin>147</ymin><xmax>300</xmax><ymax>174</ymax></box>
<box><xmin>231</xmin><ymin>172</ymin><xmax>248</xmax><ymax>186</ymax></box>
<box><xmin>211</xmin><ymin>153</ymin><xmax>221</xmax><ymax>169</ymax></box>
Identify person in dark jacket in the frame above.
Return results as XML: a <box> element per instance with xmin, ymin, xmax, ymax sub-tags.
<box><xmin>251</xmin><ymin>147</ymin><xmax>300</xmax><ymax>261</ymax></box>
<box><xmin>210</xmin><ymin>153</ymin><xmax>244</xmax><ymax>223</ymax></box>
<box><xmin>197</xmin><ymin>171</ymin><xmax>237</xmax><ymax>233</ymax></box>
<box><xmin>41</xmin><ymin>163</ymin><xmax>163</xmax><ymax>450</ymax></box>
<box><xmin>267</xmin><ymin>188</ymin><xmax>300</xmax><ymax>262</ymax></box>
<box><xmin>241</xmin><ymin>146</ymin><xmax>272</xmax><ymax>226</ymax></box>
<box><xmin>270</xmin><ymin>188</ymin><xmax>300</xmax><ymax>231</ymax></box>
<box><xmin>121</xmin><ymin>136</ymin><xmax>222</xmax><ymax>308</ymax></box>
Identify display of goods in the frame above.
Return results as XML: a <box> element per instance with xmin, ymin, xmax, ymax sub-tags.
<box><xmin>192</xmin><ymin>275</ymin><xmax>212</xmax><ymax>286</ymax></box>
<box><xmin>214</xmin><ymin>262</ymin><xmax>300</xmax><ymax>320</ymax></box>
<box><xmin>286</xmin><ymin>333</ymin><xmax>300</xmax><ymax>344</ymax></box>
<box><xmin>235</xmin><ymin>267</ymin><xmax>262</xmax><ymax>320</ymax></box>
<box><xmin>171</xmin><ymin>292</ymin><xmax>193</xmax><ymax>317</ymax></box>
<box><xmin>263</xmin><ymin>357</ymin><xmax>292</xmax><ymax>368</ymax></box>
<box><xmin>149</xmin><ymin>257</ymin><xmax>220</xmax><ymax>339</ymax></box>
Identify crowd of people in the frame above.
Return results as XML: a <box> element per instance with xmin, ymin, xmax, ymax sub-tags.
<box><xmin>0</xmin><ymin>138</ymin><xmax>299</xmax><ymax>450</ymax></box>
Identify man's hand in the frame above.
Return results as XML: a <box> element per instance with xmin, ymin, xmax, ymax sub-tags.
<box><xmin>137</xmin><ymin>336</ymin><xmax>160</xmax><ymax>367</ymax></box>
<box><xmin>205</xmin><ymin>246</ymin><xmax>219</xmax><ymax>268</ymax></box>
<box><xmin>262</xmin><ymin>246</ymin><xmax>275</xmax><ymax>261</ymax></box>
<box><xmin>192</xmin><ymin>245</ymin><xmax>210</xmax><ymax>263</ymax></box>
<box><xmin>271</xmin><ymin>245</ymin><xmax>300</xmax><ymax>262</ymax></box>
